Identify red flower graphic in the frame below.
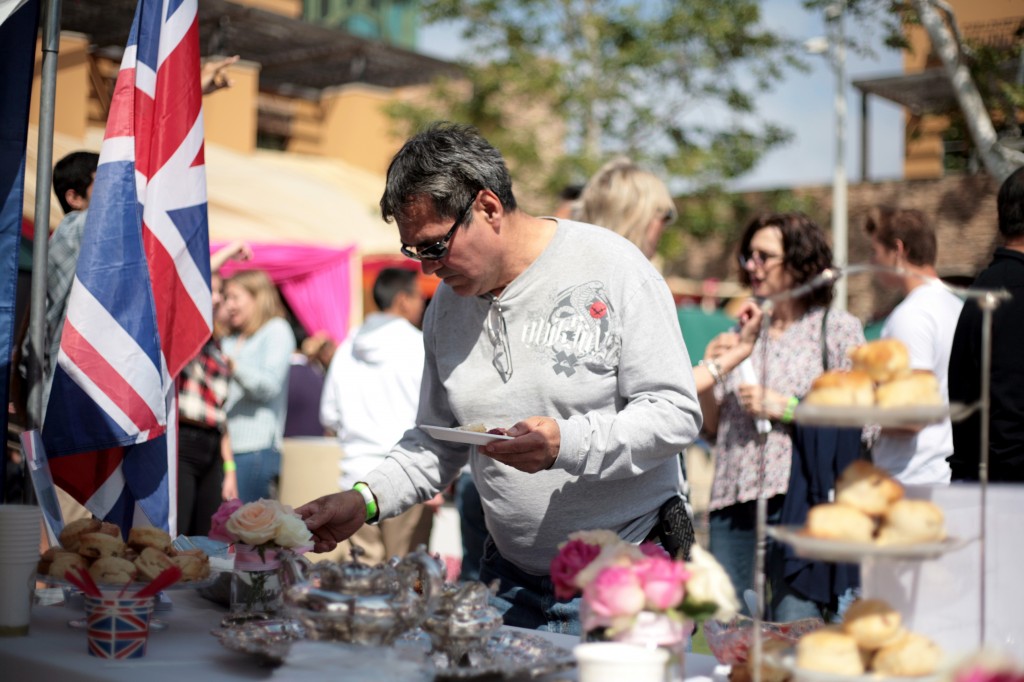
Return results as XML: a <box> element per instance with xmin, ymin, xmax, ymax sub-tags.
<box><xmin>589</xmin><ymin>301</ymin><xmax>607</xmax><ymax>319</ymax></box>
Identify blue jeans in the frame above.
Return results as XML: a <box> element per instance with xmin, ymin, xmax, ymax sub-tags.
<box><xmin>709</xmin><ymin>497</ymin><xmax>824</xmax><ymax>621</ymax></box>
<box><xmin>479</xmin><ymin>536</ymin><xmax>582</xmax><ymax>634</ymax></box>
<box><xmin>235</xmin><ymin>447</ymin><xmax>281</xmax><ymax>502</ymax></box>
<box><xmin>455</xmin><ymin>472</ymin><xmax>487</xmax><ymax>582</ymax></box>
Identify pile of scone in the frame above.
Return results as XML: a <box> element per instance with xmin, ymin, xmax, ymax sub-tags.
<box><xmin>804</xmin><ymin>338</ymin><xmax>942</xmax><ymax>407</ymax></box>
<box><xmin>37</xmin><ymin>518</ymin><xmax>210</xmax><ymax>585</ymax></box>
<box><xmin>803</xmin><ymin>460</ymin><xmax>947</xmax><ymax>546</ymax></box>
<box><xmin>796</xmin><ymin>598</ymin><xmax>943</xmax><ymax>677</ymax></box>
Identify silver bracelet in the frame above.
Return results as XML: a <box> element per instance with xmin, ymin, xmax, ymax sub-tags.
<box><xmin>698</xmin><ymin>359</ymin><xmax>724</xmax><ymax>384</ymax></box>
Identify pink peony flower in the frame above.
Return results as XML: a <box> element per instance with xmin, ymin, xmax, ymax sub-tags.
<box><xmin>583</xmin><ymin>565</ymin><xmax>647</xmax><ymax>625</ymax></box>
<box><xmin>633</xmin><ymin>556</ymin><xmax>690</xmax><ymax>611</ymax></box>
<box><xmin>551</xmin><ymin>539</ymin><xmax>603</xmax><ymax>600</ymax></box>
<box><xmin>209</xmin><ymin>498</ymin><xmax>244</xmax><ymax>542</ymax></box>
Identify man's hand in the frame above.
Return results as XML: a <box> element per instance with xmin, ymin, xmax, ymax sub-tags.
<box><xmin>201</xmin><ymin>55</ymin><xmax>239</xmax><ymax>95</ymax></box>
<box><xmin>296</xmin><ymin>491</ymin><xmax>366</xmax><ymax>553</ymax></box>
<box><xmin>480</xmin><ymin>417</ymin><xmax>560</xmax><ymax>473</ymax></box>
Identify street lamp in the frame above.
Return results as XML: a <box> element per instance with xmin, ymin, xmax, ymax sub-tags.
<box><xmin>805</xmin><ymin>2</ymin><xmax>848</xmax><ymax>312</ymax></box>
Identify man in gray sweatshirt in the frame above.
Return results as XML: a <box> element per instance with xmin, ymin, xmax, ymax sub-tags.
<box><xmin>298</xmin><ymin>122</ymin><xmax>701</xmax><ymax>633</ymax></box>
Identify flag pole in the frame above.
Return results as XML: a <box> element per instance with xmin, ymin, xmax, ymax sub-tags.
<box><xmin>25</xmin><ymin>0</ymin><xmax>61</xmax><ymax>501</ymax></box>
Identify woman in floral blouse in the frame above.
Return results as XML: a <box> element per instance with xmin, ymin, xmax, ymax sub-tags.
<box><xmin>698</xmin><ymin>212</ymin><xmax>866</xmax><ymax>621</ymax></box>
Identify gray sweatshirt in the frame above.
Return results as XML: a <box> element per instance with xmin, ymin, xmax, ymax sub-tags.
<box><xmin>364</xmin><ymin>220</ymin><xmax>701</xmax><ymax>574</ymax></box>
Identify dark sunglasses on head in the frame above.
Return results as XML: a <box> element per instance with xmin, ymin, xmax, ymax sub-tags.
<box><xmin>400</xmin><ymin>194</ymin><xmax>478</xmax><ymax>261</ymax></box>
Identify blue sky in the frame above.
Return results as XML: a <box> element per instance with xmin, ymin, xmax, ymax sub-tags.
<box><xmin>416</xmin><ymin>0</ymin><xmax>906</xmax><ymax>192</ymax></box>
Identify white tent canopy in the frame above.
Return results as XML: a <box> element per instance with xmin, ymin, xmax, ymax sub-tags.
<box><xmin>23</xmin><ymin>125</ymin><xmax>399</xmax><ymax>255</ymax></box>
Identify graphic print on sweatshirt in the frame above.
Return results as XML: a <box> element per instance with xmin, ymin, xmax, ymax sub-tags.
<box><xmin>520</xmin><ymin>280</ymin><xmax>622</xmax><ymax>376</ymax></box>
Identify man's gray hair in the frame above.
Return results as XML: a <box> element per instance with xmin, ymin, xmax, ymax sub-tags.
<box><xmin>380</xmin><ymin>122</ymin><xmax>518</xmax><ymax>226</ymax></box>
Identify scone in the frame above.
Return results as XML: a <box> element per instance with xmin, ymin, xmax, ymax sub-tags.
<box><xmin>134</xmin><ymin>546</ymin><xmax>175</xmax><ymax>580</ymax></box>
<box><xmin>842</xmin><ymin>598</ymin><xmax>905</xmax><ymax>650</ymax></box>
<box><xmin>804</xmin><ymin>370</ymin><xmax>875</xmax><ymax>406</ymax></box>
<box><xmin>804</xmin><ymin>503</ymin><xmax>875</xmax><ymax>543</ymax></box>
<box><xmin>88</xmin><ymin>556</ymin><xmax>138</xmax><ymax>585</ymax></box>
<box><xmin>77</xmin><ymin>531</ymin><xmax>126</xmax><ymax>559</ymax></box>
<box><xmin>796</xmin><ymin>627</ymin><xmax>865</xmax><ymax>676</ymax></box>
<box><xmin>58</xmin><ymin>517</ymin><xmax>101</xmax><ymax>552</ymax></box>
<box><xmin>98</xmin><ymin>521</ymin><xmax>122</xmax><ymax>538</ymax></box>
<box><xmin>169</xmin><ymin>553</ymin><xmax>210</xmax><ymax>582</ymax></box>
<box><xmin>835</xmin><ymin>460</ymin><xmax>904</xmax><ymax>516</ymax></box>
<box><xmin>849</xmin><ymin>339</ymin><xmax>910</xmax><ymax>383</ymax></box>
<box><xmin>876</xmin><ymin>499</ymin><xmax>946</xmax><ymax>545</ymax></box>
<box><xmin>876</xmin><ymin>370</ymin><xmax>942</xmax><ymax>407</ymax></box>
<box><xmin>39</xmin><ymin>548</ymin><xmax>78</xmax><ymax>575</ymax></box>
<box><xmin>48</xmin><ymin>551</ymin><xmax>88</xmax><ymax>579</ymax></box>
<box><xmin>127</xmin><ymin>526</ymin><xmax>173</xmax><ymax>554</ymax></box>
<box><xmin>872</xmin><ymin>631</ymin><xmax>943</xmax><ymax>676</ymax></box>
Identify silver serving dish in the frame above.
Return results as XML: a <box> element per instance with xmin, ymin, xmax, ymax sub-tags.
<box><xmin>211</xmin><ymin>618</ymin><xmax>305</xmax><ymax>665</ymax></box>
<box><xmin>282</xmin><ymin>545</ymin><xmax>445</xmax><ymax>646</ymax></box>
<box><xmin>421</xmin><ymin>581</ymin><xmax>503</xmax><ymax>667</ymax></box>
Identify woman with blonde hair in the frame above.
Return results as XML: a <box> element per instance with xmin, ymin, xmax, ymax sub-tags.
<box><xmin>576</xmin><ymin>157</ymin><xmax>678</xmax><ymax>259</ymax></box>
<box><xmin>221</xmin><ymin>269</ymin><xmax>296</xmax><ymax>502</ymax></box>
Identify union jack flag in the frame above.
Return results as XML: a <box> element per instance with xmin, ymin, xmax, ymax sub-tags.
<box><xmin>86</xmin><ymin>598</ymin><xmax>154</xmax><ymax>659</ymax></box>
<box><xmin>41</xmin><ymin>0</ymin><xmax>211</xmax><ymax>534</ymax></box>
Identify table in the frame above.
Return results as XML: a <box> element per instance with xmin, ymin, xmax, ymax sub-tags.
<box><xmin>0</xmin><ymin>589</ymin><xmax>725</xmax><ymax>681</ymax></box>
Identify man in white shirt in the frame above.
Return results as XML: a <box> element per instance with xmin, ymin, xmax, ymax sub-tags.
<box><xmin>866</xmin><ymin>207</ymin><xmax>963</xmax><ymax>484</ymax></box>
<box><xmin>319</xmin><ymin>268</ymin><xmax>438</xmax><ymax>563</ymax></box>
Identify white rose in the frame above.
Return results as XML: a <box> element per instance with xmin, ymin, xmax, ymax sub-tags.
<box><xmin>275</xmin><ymin>511</ymin><xmax>312</xmax><ymax>548</ymax></box>
<box><xmin>566</xmin><ymin>529</ymin><xmax>623</xmax><ymax>548</ymax></box>
<box><xmin>685</xmin><ymin>545</ymin><xmax>740</xmax><ymax>621</ymax></box>
<box><xmin>225</xmin><ymin>499</ymin><xmax>282</xmax><ymax>546</ymax></box>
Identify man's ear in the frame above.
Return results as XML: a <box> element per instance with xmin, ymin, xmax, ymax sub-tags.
<box><xmin>65</xmin><ymin>189</ymin><xmax>88</xmax><ymax>211</ymax></box>
<box><xmin>478</xmin><ymin>189</ymin><xmax>504</xmax><ymax>224</ymax></box>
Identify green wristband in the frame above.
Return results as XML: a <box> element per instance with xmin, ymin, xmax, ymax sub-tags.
<box><xmin>222</xmin><ymin>460</ymin><xmax>237</xmax><ymax>473</ymax></box>
<box><xmin>781</xmin><ymin>396</ymin><xmax>800</xmax><ymax>424</ymax></box>
<box><xmin>353</xmin><ymin>482</ymin><xmax>378</xmax><ymax>522</ymax></box>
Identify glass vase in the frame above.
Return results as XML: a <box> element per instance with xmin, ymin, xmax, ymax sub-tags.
<box><xmin>229</xmin><ymin>545</ymin><xmax>283</xmax><ymax>620</ymax></box>
<box><xmin>611</xmin><ymin>611</ymin><xmax>690</xmax><ymax>682</ymax></box>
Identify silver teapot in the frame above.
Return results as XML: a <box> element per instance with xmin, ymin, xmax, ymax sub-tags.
<box><xmin>421</xmin><ymin>580</ymin><xmax>503</xmax><ymax>667</ymax></box>
<box><xmin>282</xmin><ymin>545</ymin><xmax>445</xmax><ymax>646</ymax></box>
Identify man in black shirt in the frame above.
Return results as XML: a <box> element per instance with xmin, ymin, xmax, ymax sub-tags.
<box><xmin>948</xmin><ymin>167</ymin><xmax>1024</xmax><ymax>482</ymax></box>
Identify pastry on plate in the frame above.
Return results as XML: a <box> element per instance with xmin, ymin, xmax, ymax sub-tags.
<box><xmin>77</xmin><ymin>531</ymin><xmax>126</xmax><ymax>560</ymax></box>
<box><xmin>47</xmin><ymin>551</ymin><xmax>88</xmax><ymax>579</ymax></box>
<box><xmin>872</xmin><ymin>631</ymin><xmax>943</xmax><ymax>676</ymax></box>
<box><xmin>127</xmin><ymin>526</ymin><xmax>173</xmax><ymax>554</ymax></box>
<box><xmin>796</xmin><ymin>627</ymin><xmax>865</xmax><ymax>676</ymax></box>
<box><xmin>841</xmin><ymin>598</ymin><xmax>905</xmax><ymax>650</ymax></box>
<box><xmin>835</xmin><ymin>460</ymin><xmax>904</xmax><ymax>517</ymax></box>
<box><xmin>58</xmin><ymin>517</ymin><xmax>101</xmax><ymax>552</ymax></box>
<box><xmin>170</xmin><ymin>553</ymin><xmax>210</xmax><ymax>581</ymax></box>
<box><xmin>804</xmin><ymin>503</ymin><xmax>875</xmax><ymax>543</ymax></box>
<box><xmin>803</xmin><ymin>370</ymin><xmax>875</xmax><ymax>407</ymax></box>
<box><xmin>849</xmin><ymin>339</ymin><xmax>910</xmax><ymax>383</ymax></box>
<box><xmin>88</xmin><ymin>556</ymin><xmax>138</xmax><ymax>585</ymax></box>
<box><xmin>875</xmin><ymin>370</ymin><xmax>943</xmax><ymax>407</ymax></box>
<box><xmin>876</xmin><ymin>499</ymin><xmax>946</xmax><ymax>545</ymax></box>
<box><xmin>134</xmin><ymin>546</ymin><xmax>174</xmax><ymax>580</ymax></box>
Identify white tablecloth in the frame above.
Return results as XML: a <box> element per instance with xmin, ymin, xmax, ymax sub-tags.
<box><xmin>0</xmin><ymin>589</ymin><xmax>724</xmax><ymax>682</ymax></box>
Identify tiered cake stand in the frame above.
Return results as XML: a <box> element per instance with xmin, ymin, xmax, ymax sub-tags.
<box><xmin>746</xmin><ymin>263</ymin><xmax>1009</xmax><ymax>682</ymax></box>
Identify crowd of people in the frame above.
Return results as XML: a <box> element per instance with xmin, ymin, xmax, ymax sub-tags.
<box><xmin>10</xmin><ymin>118</ymin><xmax>1024</xmax><ymax>636</ymax></box>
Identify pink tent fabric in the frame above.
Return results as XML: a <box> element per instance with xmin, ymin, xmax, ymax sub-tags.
<box><xmin>214</xmin><ymin>242</ymin><xmax>355</xmax><ymax>343</ymax></box>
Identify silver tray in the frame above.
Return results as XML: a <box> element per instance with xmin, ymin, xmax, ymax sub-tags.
<box><xmin>767</xmin><ymin>526</ymin><xmax>972</xmax><ymax>562</ymax></box>
<box><xmin>792</xmin><ymin>402</ymin><xmax>971</xmax><ymax>428</ymax></box>
<box><xmin>213</xmin><ymin>619</ymin><xmax>576</xmax><ymax>679</ymax></box>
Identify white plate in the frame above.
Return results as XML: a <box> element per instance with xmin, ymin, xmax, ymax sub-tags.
<box><xmin>792</xmin><ymin>403</ymin><xmax>970</xmax><ymax>428</ymax></box>
<box><xmin>767</xmin><ymin>526</ymin><xmax>972</xmax><ymax>562</ymax></box>
<box><xmin>420</xmin><ymin>425</ymin><xmax>512</xmax><ymax>446</ymax></box>
<box><xmin>768</xmin><ymin>650</ymin><xmax>941</xmax><ymax>682</ymax></box>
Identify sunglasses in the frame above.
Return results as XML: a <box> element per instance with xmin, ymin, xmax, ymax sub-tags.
<box><xmin>738</xmin><ymin>249</ymin><xmax>783</xmax><ymax>270</ymax></box>
<box><xmin>400</xmin><ymin>194</ymin><xmax>478</xmax><ymax>261</ymax></box>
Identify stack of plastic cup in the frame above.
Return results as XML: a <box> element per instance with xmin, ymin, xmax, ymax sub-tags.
<box><xmin>0</xmin><ymin>504</ymin><xmax>42</xmax><ymax>636</ymax></box>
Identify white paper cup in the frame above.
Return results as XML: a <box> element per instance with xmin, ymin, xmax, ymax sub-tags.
<box><xmin>0</xmin><ymin>557</ymin><xmax>38</xmax><ymax>636</ymax></box>
<box><xmin>574</xmin><ymin>642</ymin><xmax>670</xmax><ymax>682</ymax></box>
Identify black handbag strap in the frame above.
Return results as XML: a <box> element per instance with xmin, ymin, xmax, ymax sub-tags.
<box><xmin>821</xmin><ymin>307</ymin><xmax>830</xmax><ymax>371</ymax></box>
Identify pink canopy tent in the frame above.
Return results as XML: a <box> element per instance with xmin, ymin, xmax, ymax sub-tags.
<box><xmin>214</xmin><ymin>242</ymin><xmax>356</xmax><ymax>344</ymax></box>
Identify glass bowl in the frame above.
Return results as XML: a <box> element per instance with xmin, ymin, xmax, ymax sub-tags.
<box><xmin>702</xmin><ymin>615</ymin><xmax>824</xmax><ymax>664</ymax></box>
